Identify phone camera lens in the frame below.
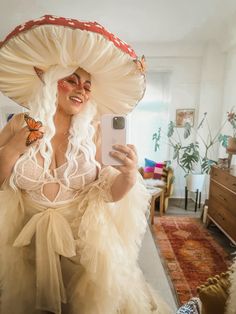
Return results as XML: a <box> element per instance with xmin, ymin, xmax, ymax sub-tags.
<box><xmin>113</xmin><ymin>116</ymin><xmax>125</xmax><ymax>129</ymax></box>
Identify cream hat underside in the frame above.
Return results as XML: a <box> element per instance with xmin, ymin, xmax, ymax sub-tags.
<box><xmin>0</xmin><ymin>15</ymin><xmax>146</xmax><ymax>115</ymax></box>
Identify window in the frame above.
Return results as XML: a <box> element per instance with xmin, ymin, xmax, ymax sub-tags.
<box><xmin>129</xmin><ymin>71</ymin><xmax>171</xmax><ymax>165</ymax></box>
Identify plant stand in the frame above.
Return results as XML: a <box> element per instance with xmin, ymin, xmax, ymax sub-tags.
<box><xmin>185</xmin><ymin>173</ymin><xmax>205</xmax><ymax>211</ymax></box>
<box><xmin>184</xmin><ymin>186</ymin><xmax>201</xmax><ymax>212</ymax></box>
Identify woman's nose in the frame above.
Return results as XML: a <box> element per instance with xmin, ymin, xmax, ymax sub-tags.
<box><xmin>75</xmin><ymin>82</ymin><xmax>85</xmax><ymax>94</ymax></box>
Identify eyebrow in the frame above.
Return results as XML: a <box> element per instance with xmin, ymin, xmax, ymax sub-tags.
<box><xmin>73</xmin><ymin>73</ymin><xmax>91</xmax><ymax>85</ymax></box>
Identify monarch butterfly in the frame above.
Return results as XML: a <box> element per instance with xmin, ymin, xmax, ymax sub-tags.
<box><xmin>24</xmin><ymin>114</ymin><xmax>44</xmax><ymax>146</ymax></box>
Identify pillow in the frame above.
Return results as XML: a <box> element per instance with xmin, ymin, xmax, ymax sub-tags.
<box><xmin>226</xmin><ymin>258</ymin><xmax>236</xmax><ymax>314</ymax></box>
<box><xmin>143</xmin><ymin>158</ymin><xmax>167</xmax><ymax>180</ymax></box>
<box><xmin>143</xmin><ymin>158</ymin><xmax>156</xmax><ymax>179</ymax></box>
<box><xmin>144</xmin><ymin>166</ymin><xmax>155</xmax><ymax>173</ymax></box>
<box><xmin>144</xmin><ymin>158</ymin><xmax>157</xmax><ymax>167</ymax></box>
<box><xmin>197</xmin><ymin>271</ymin><xmax>231</xmax><ymax>314</ymax></box>
<box><xmin>153</xmin><ymin>163</ymin><xmax>167</xmax><ymax>180</ymax></box>
<box><xmin>143</xmin><ymin>171</ymin><xmax>154</xmax><ymax>179</ymax></box>
<box><xmin>176</xmin><ymin>297</ymin><xmax>201</xmax><ymax>314</ymax></box>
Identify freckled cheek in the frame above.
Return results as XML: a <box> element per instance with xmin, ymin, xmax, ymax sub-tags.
<box><xmin>57</xmin><ymin>81</ymin><xmax>74</xmax><ymax>94</ymax></box>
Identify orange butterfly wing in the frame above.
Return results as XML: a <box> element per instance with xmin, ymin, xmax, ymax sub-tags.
<box><xmin>26</xmin><ymin>130</ymin><xmax>43</xmax><ymax>146</ymax></box>
<box><xmin>24</xmin><ymin>114</ymin><xmax>42</xmax><ymax>130</ymax></box>
<box><xmin>24</xmin><ymin>114</ymin><xmax>43</xmax><ymax>146</ymax></box>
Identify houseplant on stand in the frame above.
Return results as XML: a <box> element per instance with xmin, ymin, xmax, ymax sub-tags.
<box><xmin>153</xmin><ymin>112</ymin><xmax>227</xmax><ymax>210</ymax></box>
<box><xmin>218</xmin><ymin>109</ymin><xmax>236</xmax><ymax>148</ymax></box>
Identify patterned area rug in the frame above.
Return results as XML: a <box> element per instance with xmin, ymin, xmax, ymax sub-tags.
<box><xmin>151</xmin><ymin>216</ymin><xmax>231</xmax><ymax>306</ymax></box>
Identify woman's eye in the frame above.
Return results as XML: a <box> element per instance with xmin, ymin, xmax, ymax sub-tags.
<box><xmin>84</xmin><ymin>85</ymin><xmax>91</xmax><ymax>92</ymax></box>
<box><xmin>67</xmin><ymin>79</ymin><xmax>77</xmax><ymax>84</ymax></box>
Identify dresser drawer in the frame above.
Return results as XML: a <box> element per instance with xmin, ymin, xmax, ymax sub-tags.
<box><xmin>211</xmin><ymin>166</ymin><xmax>236</xmax><ymax>193</ymax></box>
<box><xmin>209</xmin><ymin>180</ymin><xmax>236</xmax><ymax>216</ymax></box>
<box><xmin>208</xmin><ymin>199</ymin><xmax>236</xmax><ymax>242</ymax></box>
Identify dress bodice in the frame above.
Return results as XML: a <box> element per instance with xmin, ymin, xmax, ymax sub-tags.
<box><xmin>13</xmin><ymin>152</ymin><xmax>98</xmax><ymax>205</ymax></box>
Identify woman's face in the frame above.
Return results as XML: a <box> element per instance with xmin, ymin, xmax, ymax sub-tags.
<box><xmin>57</xmin><ymin>67</ymin><xmax>91</xmax><ymax>116</ymax></box>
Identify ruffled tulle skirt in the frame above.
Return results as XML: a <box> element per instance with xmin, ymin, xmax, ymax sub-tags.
<box><xmin>0</xmin><ymin>168</ymin><xmax>172</xmax><ymax>314</ymax></box>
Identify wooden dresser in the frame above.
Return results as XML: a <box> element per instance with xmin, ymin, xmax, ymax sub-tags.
<box><xmin>207</xmin><ymin>165</ymin><xmax>236</xmax><ymax>244</ymax></box>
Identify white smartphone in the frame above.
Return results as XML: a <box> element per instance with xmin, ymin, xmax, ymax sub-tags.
<box><xmin>101</xmin><ymin>114</ymin><xmax>128</xmax><ymax>166</ymax></box>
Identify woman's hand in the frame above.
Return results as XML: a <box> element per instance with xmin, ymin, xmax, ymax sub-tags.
<box><xmin>0</xmin><ymin>114</ymin><xmax>44</xmax><ymax>186</ymax></box>
<box><xmin>110</xmin><ymin>144</ymin><xmax>138</xmax><ymax>179</ymax></box>
<box><xmin>109</xmin><ymin>144</ymin><xmax>138</xmax><ymax>201</ymax></box>
<box><xmin>5</xmin><ymin>125</ymin><xmax>43</xmax><ymax>155</ymax></box>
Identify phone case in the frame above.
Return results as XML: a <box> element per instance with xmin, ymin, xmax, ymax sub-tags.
<box><xmin>101</xmin><ymin>114</ymin><xmax>128</xmax><ymax>166</ymax></box>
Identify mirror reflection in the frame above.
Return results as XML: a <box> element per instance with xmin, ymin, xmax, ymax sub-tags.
<box><xmin>1</xmin><ymin>2</ymin><xmax>236</xmax><ymax>314</ymax></box>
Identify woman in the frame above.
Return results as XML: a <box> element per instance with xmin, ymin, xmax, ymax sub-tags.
<box><xmin>0</xmin><ymin>15</ymin><xmax>171</xmax><ymax>314</ymax></box>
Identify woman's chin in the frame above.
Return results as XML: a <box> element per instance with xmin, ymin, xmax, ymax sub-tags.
<box><xmin>57</xmin><ymin>102</ymin><xmax>86</xmax><ymax>116</ymax></box>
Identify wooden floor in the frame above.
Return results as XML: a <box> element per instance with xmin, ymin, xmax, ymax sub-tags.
<box><xmin>166</xmin><ymin>198</ymin><xmax>202</xmax><ymax>216</ymax></box>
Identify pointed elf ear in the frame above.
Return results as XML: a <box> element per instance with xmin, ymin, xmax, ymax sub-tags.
<box><xmin>34</xmin><ymin>66</ymin><xmax>45</xmax><ymax>83</ymax></box>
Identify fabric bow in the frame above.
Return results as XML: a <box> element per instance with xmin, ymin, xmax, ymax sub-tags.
<box><xmin>13</xmin><ymin>207</ymin><xmax>76</xmax><ymax>314</ymax></box>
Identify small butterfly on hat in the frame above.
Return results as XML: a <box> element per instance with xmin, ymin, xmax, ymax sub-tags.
<box><xmin>133</xmin><ymin>55</ymin><xmax>146</xmax><ymax>74</ymax></box>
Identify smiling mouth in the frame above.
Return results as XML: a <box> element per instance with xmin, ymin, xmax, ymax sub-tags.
<box><xmin>69</xmin><ymin>96</ymin><xmax>83</xmax><ymax>104</ymax></box>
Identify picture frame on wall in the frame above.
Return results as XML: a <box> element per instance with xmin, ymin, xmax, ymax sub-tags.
<box><xmin>176</xmin><ymin>109</ymin><xmax>195</xmax><ymax>127</ymax></box>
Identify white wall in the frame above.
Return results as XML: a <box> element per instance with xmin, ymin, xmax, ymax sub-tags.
<box><xmin>134</xmin><ymin>41</ymin><xmax>228</xmax><ymax>199</ymax></box>
<box><xmin>219</xmin><ymin>46</ymin><xmax>236</xmax><ymax>165</ymax></box>
<box><xmin>196</xmin><ymin>42</ymin><xmax>225</xmax><ymax>201</ymax></box>
<box><xmin>150</xmin><ymin>56</ymin><xmax>202</xmax><ymax>198</ymax></box>
<box><xmin>0</xmin><ymin>92</ymin><xmax>23</xmax><ymax>128</ymax></box>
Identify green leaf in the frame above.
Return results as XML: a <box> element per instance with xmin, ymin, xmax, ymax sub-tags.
<box><xmin>167</xmin><ymin>121</ymin><xmax>175</xmax><ymax>138</ymax></box>
<box><xmin>201</xmin><ymin>157</ymin><xmax>217</xmax><ymax>174</ymax></box>
<box><xmin>152</xmin><ymin>127</ymin><xmax>161</xmax><ymax>151</ymax></box>
<box><xmin>218</xmin><ymin>134</ymin><xmax>230</xmax><ymax>148</ymax></box>
<box><xmin>180</xmin><ymin>143</ymin><xmax>200</xmax><ymax>173</ymax></box>
<box><xmin>173</xmin><ymin>144</ymin><xmax>181</xmax><ymax>160</ymax></box>
<box><xmin>180</xmin><ymin>154</ymin><xmax>199</xmax><ymax>172</ymax></box>
<box><xmin>183</xmin><ymin>122</ymin><xmax>191</xmax><ymax>139</ymax></box>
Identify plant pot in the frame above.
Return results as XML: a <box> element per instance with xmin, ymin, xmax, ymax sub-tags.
<box><xmin>186</xmin><ymin>173</ymin><xmax>206</xmax><ymax>192</ymax></box>
<box><xmin>227</xmin><ymin>137</ymin><xmax>236</xmax><ymax>153</ymax></box>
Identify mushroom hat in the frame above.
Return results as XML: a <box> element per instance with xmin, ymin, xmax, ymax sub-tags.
<box><xmin>0</xmin><ymin>15</ymin><xmax>146</xmax><ymax>116</ymax></box>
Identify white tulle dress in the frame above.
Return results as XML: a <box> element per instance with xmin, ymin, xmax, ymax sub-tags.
<box><xmin>0</xmin><ymin>150</ymin><xmax>171</xmax><ymax>314</ymax></box>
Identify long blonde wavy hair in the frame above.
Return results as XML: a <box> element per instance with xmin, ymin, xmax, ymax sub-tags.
<box><xmin>10</xmin><ymin>65</ymin><xmax>100</xmax><ymax>189</ymax></box>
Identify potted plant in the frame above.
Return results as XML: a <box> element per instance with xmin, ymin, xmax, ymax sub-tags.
<box><xmin>153</xmin><ymin>112</ymin><xmax>227</xmax><ymax>192</ymax></box>
<box><xmin>219</xmin><ymin>108</ymin><xmax>236</xmax><ymax>154</ymax></box>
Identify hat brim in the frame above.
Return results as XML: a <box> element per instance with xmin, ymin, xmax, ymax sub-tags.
<box><xmin>0</xmin><ymin>15</ymin><xmax>145</xmax><ymax>116</ymax></box>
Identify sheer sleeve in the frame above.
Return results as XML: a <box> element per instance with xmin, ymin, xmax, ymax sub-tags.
<box><xmin>70</xmin><ymin>167</ymin><xmax>170</xmax><ymax>314</ymax></box>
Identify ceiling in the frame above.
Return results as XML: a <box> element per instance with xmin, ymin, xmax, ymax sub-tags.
<box><xmin>1</xmin><ymin>0</ymin><xmax>236</xmax><ymax>47</ymax></box>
